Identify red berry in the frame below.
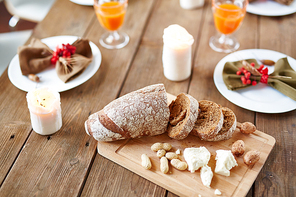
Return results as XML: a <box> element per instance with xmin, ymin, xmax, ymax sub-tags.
<box><xmin>247</xmin><ymin>79</ymin><xmax>251</xmax><ymax>84</ymax></box>
<box><xmin>245</xmin><ymin>72</ymin><xmax>251</xmax><ymax>79</ymax></box>
<box><xmin>250</xmin><ymin>62</ymin><xmax>255</xmax><ymax>67</ymax></box>
<box><xmin>241</xmin><ymin>76</ymin><xmax>247</xmax><ymax>85</ymax></box>
<box><xmin>252</xmin><ymin>81</ymin><xmax>257</xmax><ymax>86</ymax></box>
<box><xmin>243</xmin><ymin>69</ymin><xmax>248</xmax><ymax>74</ymax></box>
<box><xmin>236</xmin><ymin>71</ymin><xmax>242</xmax><ymax>75</ymax></box>
<box><xmin>261</xmin><ymin>67</ymin><xmax>268</xmax><ymax>75</ymax></box>
<box><xmin>257</xmin><ymin>65</ymin><xmax>264</xmax><ymax>71</ymax></box>
<box><xmin>260</xmin><ymin>75</ymin><xmax>269</xmax><ymax>84</ymax></box>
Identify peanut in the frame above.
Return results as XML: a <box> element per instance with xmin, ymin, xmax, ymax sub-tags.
<box><xmin>151</xmin><ymin>142</ymin><xmax>172</xmax><ymax>152</ymax></box>
<box><xmin>171</xmin><ymin>159</ymin><xmax>187</xmax><ymax>171</ymax></box>
<box><xmin>141</xmin><ymin>154</ymin><xmax>152</xmax><ymax>169</ymax></box>
<box><xmin>156</xmin><ymin>149</ymin><xmax>166</xmax><ymax>158</ymax></box>
<box><xmin>239</xmin><ymin>122</ymin><xmax>256</xmax><ymax>134</ymax></box>
<box><xmin>163</xmin><ymin>143</ymin><xmax>172</xmax><ymax>151</ymax></box>
<box><xmin>243</xmin><ymin>150</ymin><xmax>260</xmax><ymax>166</ymax></box>
<box><xmin>231</xmin><ymin>140</ymin><xmax>245</xmax><ymax>157</ymax></box>
<box><xmin>160</xmin><ymin>157</ymin><xmax>169</xmax><ymax>174</ymax></box>
<box><xmin>165</xmin><ymin>152</ymin><xmax>178</xmax><ymax>160</ymax></box>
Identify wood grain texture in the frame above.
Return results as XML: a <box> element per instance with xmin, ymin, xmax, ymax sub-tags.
<box><xmin>120</xmin><ymin>0</ymin><xmax>204</xmax><ymax>96</ymax></box>
<box><xmin>32</xmin><ymin>0</ymin><xmax>95</xmax><ymax>39</ymax></box>
<box><xmin>0</xmin><ymin>0</ymin><xmax>295</xmax><ymax>196</ymax></box>
<box><xmin>96</xmin><ymin>102</ymin><xmax>275</xmax><ymax>197</ymax></box>
<box><xmin>81</xmin><ymin>0</ymin><xmax>168</xmax><ymax>196</ymax></box>
<box><xmin>253</xmin><ymin>13</ymin><xmax>296</xmax><ymax>197</ymax></box>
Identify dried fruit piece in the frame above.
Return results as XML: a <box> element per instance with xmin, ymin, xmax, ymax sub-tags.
<box><xmin>231</xmin><ymin>140</ymin><xmax>245</xmax><ymax>157</ymax></box>
<box><xmin>239</xmin><ymin>122</ymin><xmax>256</xmax><ymax>134</ymax></box>
<box><xmin>243</xmin><ymin>150</ymin><xmax>260</xmax><ymax>166</ymax></box>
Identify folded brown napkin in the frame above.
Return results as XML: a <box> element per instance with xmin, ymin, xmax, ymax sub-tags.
<box><xmin>223</xmin><ymin>58</ymin><xmax>296</xmax><ymax>101</ymax></box>
<box><xmin>18</xmin><ymin>38</ymin><xmax>92</xmax><ymax>83</ymax></box>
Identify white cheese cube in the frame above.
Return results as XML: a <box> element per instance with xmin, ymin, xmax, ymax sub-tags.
<box><xmin>184</xmin><ymin>147</ymin><xmax>211</xmax><ymax>173</ymax></box>
<box><xmin>215</xmin><ymin>150</ymin><xmax>238</xmax><ymax>176</ymax></box>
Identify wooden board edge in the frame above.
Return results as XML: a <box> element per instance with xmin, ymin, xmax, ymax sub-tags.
<box><xmin>232</xmin><ymin>132</ymin><xmax>276</xmax><ymax>196</ymax></box>
<box><xmin>97</xmin><ymin>146</ymin><xmax>203</xmax><ymax>197</ymax></box>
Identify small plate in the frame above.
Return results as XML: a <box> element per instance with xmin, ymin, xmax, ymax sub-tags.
<box><xmin>8</xmin><ymin>35</ymin><xmax>101</xmax><ymax>92</ymax></box>
<box><xmin>70</xmin><ymin>0</ymin><xmax>93</xmax><ymax>6</ymax></box>
<box><xmin>213</xmin><ymin>49</ymin><xmax>296</xmax><ymax>113</ymax></box>
<box><xmin>247</xmin><ymin>0</ymin><xmax>296</xmax><ymax>16</ymax></box>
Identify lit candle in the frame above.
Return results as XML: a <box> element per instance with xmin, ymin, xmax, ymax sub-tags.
<box><xmin>179</xmin><ymin>0</ymin><xmax>204</xmax><ymax>9</ymax></box>
<box><xmin>26</xmin><ymin>87</ymin><xmax>62</xmax><ymax>135</ymax></box>
<box><xmin>162</xmin><ymin>24</ymin><xmax>194</xmax><ymax>81</ymax></box>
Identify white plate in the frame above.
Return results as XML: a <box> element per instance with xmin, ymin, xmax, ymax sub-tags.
<box><xmin>8</xmin><ymin>35</ymin><xmax>101</xmax><ymax>92</ymax></box>
<box><xmin>70</xmin><ymin>0</ymin><xmax>93</xmax><ymax>6</ymax></box>
<box><xmin>247</xmin><ymin>0</ymin><xmax>296</xmax><ymax>16</ymax></box>
<box><xmin>213</xmin><ymin>49</ymin><xmax>296</xmax><ymax>113</ymax></box>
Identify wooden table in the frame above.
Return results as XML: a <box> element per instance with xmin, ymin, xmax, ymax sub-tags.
<box><xmin>0</xmin><ymin>0</ymin><xmax>295</xmax><ymax>196</ymax></box>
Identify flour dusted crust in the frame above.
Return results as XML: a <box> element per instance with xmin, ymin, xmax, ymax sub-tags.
<box><xmin>85</xmin><ymin>84</ymin><xmax>170</xmax><ymax>141</ymax></box>
<box><xmin>192</xmin><ymin>100</ymin><xmax>223</xmax><ymax>141</ymax></box>
<box><xmin>206</xmin><ymin>107</ymin><xmax>237</xmax><ymax>141</ymax></box>
<box><xmin>167</xmin><ymin>93</ymin><xmax>199</xmax><ymax>140</ymax></box>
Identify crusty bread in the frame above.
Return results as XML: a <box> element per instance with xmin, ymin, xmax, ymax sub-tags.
<box><xmin>167</xmin><ymin>93</ymin><xmax>199</xmax><ymax>140</ymax></box>
<box><xmin>85</xmin><ymin>84</ymin><xmax>170</xmax><ymax>141</ymax></box>
<box><xmin>206</xmin><ymin>107</ymin><xmax>237</xmax><ymax>141</ymax></box>
<box><xmin>191</xmin><ymin>100</ymin><xmax>223</xmax><ymax>141</ymax></box>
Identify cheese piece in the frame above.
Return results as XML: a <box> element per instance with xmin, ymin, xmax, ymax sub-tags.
<box><xmin>200</xmin><ymin>165</ymin><xmax>213</xmax><ymax>188</ymax></box>
<box><xmin>215</xmin><ymin>150</ymin><xmax>238</xmax><ymax>176</ymax></box>
<box><xmin>214</xmin><ymin>189</ymin><xmax>222</xmax><ymax>195</ymax></box>
<box><xmin>184</xmin><ymin>147</ymin><xmax>211</xmax><ymax>173</ymax></box>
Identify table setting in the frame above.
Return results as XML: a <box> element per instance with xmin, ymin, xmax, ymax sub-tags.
<box><xmin>0</xmin><ymin>0</ymin><xmax>295</xmax><ymax>196</ymax></box>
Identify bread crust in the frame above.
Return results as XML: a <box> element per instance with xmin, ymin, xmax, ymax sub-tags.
<box><xmin>85</xmin><ymin>84</ymin><xmax>170</xmax><ymax>141</ymax></box>
<box><xmin>206</xmin><ymin>107</ymin><xmax>237</xmax><ymax>141</ymax></box>
<box><xmin>167</xmin><ymin>93</ymin><xmax>199</xmax><ymax>140</ymax></box>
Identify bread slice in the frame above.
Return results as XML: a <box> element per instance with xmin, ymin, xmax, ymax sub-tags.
<box><xmin>206</xmin><ymin>107</ymin><xmax>237</xmax><ymax>141</ymax></box>
<box><xmin>85</xmin><ymin>84</ymin><xmax>170</xmax><ymax>141</ymax></box>
<box><xmin>191</xmin><ymin>100</ymin><xmax>223</xmax><ymax>141</ymax></box>
<box><xmin>167</xmin><ymin>93</ymin><xmax>199</xmax><ymax>140</ymax></box>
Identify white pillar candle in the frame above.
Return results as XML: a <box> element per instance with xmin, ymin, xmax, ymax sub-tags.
<box><xmin>26</xmin><ymin>87</ymin><xmax>62</xmax><ymax>135</ymax></box>
<box><xmin>180</xmin><ymin>0</ymin><xmax>204</xmax><ymax>9</ymax></box>
<box><xmin>162</xmin><ymin>24</ymin><xmax>194</xmax><ymax>81</ymax></box>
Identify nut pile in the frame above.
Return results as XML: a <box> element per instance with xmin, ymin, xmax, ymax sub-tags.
<box><xmin>141</xmin><ymin>142</ymin><xmax>188</xmax><ymax>173</ymax></box>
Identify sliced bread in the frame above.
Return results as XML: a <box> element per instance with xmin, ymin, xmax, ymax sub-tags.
<box><xmin>191</xmin><ymin>100</ymin><xmax>223</xmax><ymax>141</ymax></box>
<box><xmin>206</xmin><ymin>107</ymin><xmax>237</xmax><ymax>141</ymax></box>
<box><xmin>167</xmin><ymin>93</ymin><xmax>199</xmax><ymax>140</ymax></box>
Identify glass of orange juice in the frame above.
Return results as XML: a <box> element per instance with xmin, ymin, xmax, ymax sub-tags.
<box><xmin>94</xmin><ymin>0</ymin><xmax>129</xmax><ymax>49</ymax></box>
<box><xmin>209</xmin><ymin>0</ymin><xmax>248</xmax><ymax>53</ymax></box>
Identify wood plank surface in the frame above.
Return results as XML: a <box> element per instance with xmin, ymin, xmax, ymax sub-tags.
<box><xmin>253</xmin><ymin>14</ymin><xmax>296</xmax><ymax>197</ymax></box>
<box><xmin>0</xmin><ymin>0</ymin><xmax>295</xmax><ymax>196</ymax></box>
<box><xmin>0</xmin><ymin>0</ymin><xmax>154</xmax><ymax>196</ymax></box>
<box><xmin>95</xmin><ymin>94</ymin><xmax>276</xmax><ymax>197</ymax></box>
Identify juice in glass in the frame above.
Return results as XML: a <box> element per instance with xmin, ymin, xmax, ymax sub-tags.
<box><xmin>213</xmin><ymin>4</ymin><xmax>245</xmax><ymax>35</ymax></box>
<box><xmin>95</xmin><ymin>1</ymin><xmax>127</xmax><ymax>31</ymax></box>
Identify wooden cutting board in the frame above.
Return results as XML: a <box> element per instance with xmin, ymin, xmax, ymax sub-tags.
<box><xmin>97</xmin><ymin>94</ymin><xmax>276</xmax><ymax>197</ymax></box>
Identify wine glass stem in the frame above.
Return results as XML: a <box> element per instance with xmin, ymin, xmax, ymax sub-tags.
<box><xmin>111</xmin><ymin>31</ymin><xmax>120</xmax><ymax>41</ymax></box>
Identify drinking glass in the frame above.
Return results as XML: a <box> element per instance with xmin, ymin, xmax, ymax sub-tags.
<box><xmin>209</xmin><ymin>0</ymin><xmax>248</xmax><ymax>53</ymax></box>
<box><xmin>94</xmin><ymin>0</ymin><xmax>129</xmax><ymax>49</ymax></box>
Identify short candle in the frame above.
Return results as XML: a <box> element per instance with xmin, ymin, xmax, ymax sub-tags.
<box><xmin>26</xmin><ymin>87</ymin><xmax>62</xmax><ymax>135</ymax></box>
<box><xmin>162</xmin><ymin>24</ymin><xmax>194</xmax><ymax>81</ymax></box>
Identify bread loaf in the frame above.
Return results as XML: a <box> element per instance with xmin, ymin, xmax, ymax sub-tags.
<box><xmin>85</xmin><ymin>84</ymin><xmax>170</xmax><ymax>141</ymax></box>
<box><xmin>191</xmin><ymin>100</ymin><xmax>223</xmax><ymax>141</ymax></box>
<box><xmin>167</xmin><ymin>93</ymin><xmax>199</xmax><ymax>140</ymax></box>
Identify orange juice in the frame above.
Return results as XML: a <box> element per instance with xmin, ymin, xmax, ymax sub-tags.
<box><xmin>213</xmin><ymin>4</ymin><xmax>245</xmax><ymax>35</ymax></box>
<box><xmin>95</xmin><ymin>1</ymin><xmax>127</xmax><ymax>31</ymax></box>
